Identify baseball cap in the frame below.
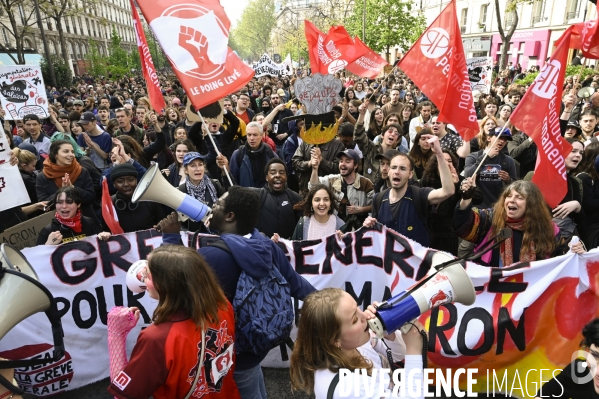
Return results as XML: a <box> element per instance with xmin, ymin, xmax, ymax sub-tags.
<box><xmin>277</xmin><ymin>89</ymin><xmax>286</xmax><ymax>96</ymax></box>
<box><xmin>183</xmin><ymin>152</ymin><xmax>205</xmax><ymax>166</ymax></box>
<box><xmin>490</xmin><ymin>127</ymin><xmax>513</xmax><ymax>140</ymax></box>
<box><xmin>172</xmin><ymin>97</ymin><xmax>181</xmax><ymax>106</ymax></box>
<box><xmin>64</xmin><ymin>91</ymin><xmax>72</xmax><ymax>97</ymax></box>
<box><xmin>566</xmin><ymin>120</ymin><xmax>582</xmax><ymax>133</ymax></box>
<box><xmin>337</xmin><ymin>149</ymin><xmax>361</xmax><ymax>163</ymax></box>
<box><xmin>73</xmin><ymin>99</ymin><xmax>84</xmax><ymax>106</ymax></box>
<box><xmin>23</xmin><ymin>114</ymin><xmax>40</xmax><ymax>123</ymax></box>
<box><xmin>79</xmin><ymin>112</ymin><xmax>96</xmax><ymax>125</ymax></box>
<box><xmin>375</xmin><ymin>149</ymin><xmax>401</xmax><ymax>161</ymax></box>
<box><xmin>18</xmin><ymin>142</ymin><xmax>38</xmax><ymax>160</ymax></box>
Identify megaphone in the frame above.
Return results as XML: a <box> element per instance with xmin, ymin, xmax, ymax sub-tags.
<box><xmin>0</xmin><ymin>244</ymin><xmax>64</xmax><ymax>369</ymax></box>
<box><xmin>132</xmin><ymin>164</ymin><xmax>212</xmax><ymax>222</ymax></box>
<box><xmin>368</xmin><ymin>252</ymin><xmax>475</xmax><ymax>338</ymax></box>
<box><xmin>578</xmin><ymin>86</ymin><xmax>596</xmax><ymax>99</ymax></box>
<box><xmin>126</xmin><ymin>260</ymin><xmax>148</xmax><ymax>293</ymax></box>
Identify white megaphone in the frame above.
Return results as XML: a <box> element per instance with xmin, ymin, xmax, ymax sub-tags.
<box><xmin>0</xmin><ymin>244</ymin><xmax>65</xmax><ymax>370</ymax></box>
<box><xmin>368</xmin><ymin>252</ymin><xmax>475</xmax><ymax>338</ymax></box>
<box><xmin>132</xmin><ymin>164</ymin><xmax>212</xmax><ymax>222</ymax></box>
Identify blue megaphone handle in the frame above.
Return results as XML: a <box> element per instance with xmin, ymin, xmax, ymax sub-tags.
<box><xmin>178</xmin><ymin>195</ymin><xmax>211</xmax><ymax>222</ymax></box>
<box><xmin>375</xmin><ymin>291</ymin><xmax>421</xmax><ymax>334</ymax></box>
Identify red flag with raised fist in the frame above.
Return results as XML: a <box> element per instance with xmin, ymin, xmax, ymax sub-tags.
<box><xmin>130</xmin><ymin>0</ymin><xmax>165</xmax><ymax>113</ymax></box>
<box><xmin>346</xmin><ymin>37</ymin><xmax>389</xmax><ymax>78</ymax></box>
<box><xmin>136</xmin><ymin>0</ymin><xmax>254</xmax><ymax>111</ymax></box>
<box><xmin>304</xmin><ymin>21</ymin><xmax>365</xmax><ymax>75</ymax></box>
<box><xmin>398</xmin><ymin>0</ymin><xmax>478</xmax><ymax>140</ymax></box>
<box><xmin>511</xmin><ymin>26</ymin><xmax>574</xmax><ymax>209</ymax></box>
<box><xmin>557</xmin><ymin>2</ymin><xmax>599</xmax><ymax>58</ymax></box>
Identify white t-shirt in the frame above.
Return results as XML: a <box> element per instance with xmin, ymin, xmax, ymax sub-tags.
<box><xmin>313</xmin><ymin>333</ymin><xmax>424</xmax><ymax>399</ymax></box>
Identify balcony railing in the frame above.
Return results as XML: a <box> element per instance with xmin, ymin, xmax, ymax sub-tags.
<box><xmin>532</xmin><ymin>15</ymin><xmax>541</xmax><ymax>23</ymax></box>
<box><xmin>567</xmin><ymin>11</ymin><xmax>579</xmax><ymax>20</ymax></box>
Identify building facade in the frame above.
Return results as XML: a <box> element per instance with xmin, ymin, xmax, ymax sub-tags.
<box><xmin>416</xmin><ymin>0</ymin><xmax>596</xmax><ymax>69</ymax></box>
<box><xmin>0</xmin><ymin>0</ymin><xmax>136</xmax><ymax>75</ymax></box>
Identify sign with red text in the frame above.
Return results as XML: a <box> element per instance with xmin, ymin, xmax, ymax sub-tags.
<box><xmin>0</xmin><ymin>65</ymin><xmax>48</xmax><ymax>120</ymax></box>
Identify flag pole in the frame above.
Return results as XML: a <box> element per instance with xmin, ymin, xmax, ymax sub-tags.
<box><xmin>364</xmin><ymin>64</ymin><xmax>399</xmax><ymax>105</ymax></box>
<box><xmin>471</xmin><ymin>119</ymin><xmax>511</xmax><ymax>177</ymax></box>
<box><xmin>195</xmin><ymin>110</ymin><xmax>235</xmax><ymax>187</ymax></box>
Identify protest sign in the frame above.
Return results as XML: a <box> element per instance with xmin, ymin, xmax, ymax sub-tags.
<box><xmin>0</xmin><ymin>226</ymin><xmax>597</xmax><ymax>397</ymax></box>
<box><xmin>467</xmin><ymin>56</ymin><xmax>493</xmax><ymax>94</ymax></box>
<box><xmin>0</xmin><ymin>129</ymin><xmax>30</xmax><ymax>212</ymax></box>
<box><xmin>0</xmin><ymin>65</ymin><xmax>48</xmax><ymax>120</ymax></box>
<box><xmin>293</xmin><ymin>73</ymin><xmax>342</xmax><ymax>115</ymax></box>
<box><xmin>0</xmin><ymin>211</ymin><xmax>54</xmax><ymax>249</ymax></box>
<box><xmin>253</xmin><ymin>53</ymin><xmax>285</xmax><ymax>77</ymax></box>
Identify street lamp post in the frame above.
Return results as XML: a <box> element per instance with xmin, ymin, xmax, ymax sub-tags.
<box><xmin>33</xmin><ymin>0</ymin><xmax>56</xmax><ymax>86</ymax></box>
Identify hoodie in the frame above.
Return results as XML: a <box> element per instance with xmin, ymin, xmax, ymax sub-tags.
<box><xmin>162</xmin><ymin>228</ymin><xmax>315</xmax><ymax>370</ymax></box>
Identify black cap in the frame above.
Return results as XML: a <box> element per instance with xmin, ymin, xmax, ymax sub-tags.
<box><xmin>111</xmin><ymin>163</ymin><xmax>138</xmax><ymax>181</ymax></box>
<box><xmin>23</xmin><ymin>114</ymin><xmax>40</xmax><ymax>123</ymax></box>
<box><xmin>337</xmin><ymin>149</ymin><xmax>361</xmax><ymax>163</ymax></box>
<box><xmin>79</xmin><ymin>112</ymin><xmax>96</xmax><ymax>125</ymax></box>
<box><xmin>375</xmin><ymin>149</ymin><xmax>401</xmax><ymax>161</ymax></box>
<box><xmin>566</xmin><ymin>120</ymin><xmax>582</xmax><ymax>133</ymax></box>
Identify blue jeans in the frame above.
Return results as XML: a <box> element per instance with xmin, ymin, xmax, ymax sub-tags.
<box><xmin>234</xmin><ymin>365</ymin><xmax>267</xmax><ymax>399</ymax></box>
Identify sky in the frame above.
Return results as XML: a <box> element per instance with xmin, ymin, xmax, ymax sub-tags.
<box><xmin>222</xmin><ymin>0</ymin><xmax>251</xmax><ymax>28</ymax></box>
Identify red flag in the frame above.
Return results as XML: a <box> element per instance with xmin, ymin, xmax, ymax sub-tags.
<box><xmin>101</xmin><ymin>177</ymin><xmax>124</xmax><ymax>235</ymax></box>
<box><xmin>511</xmin><ymin>26</ymin><xmax>574</xmax><ymax>209</ymax></box>
<box><xmin>136</xmin><ymin>0</ymin><xmax>254</xmax><ymax>111</ymax></box>
<box><xmin>130</xmin><ymin>0</ymin><xmax>166</xmax><ymax>113</ymax></box>
<box><xmin>398</xmin><ymin>0</ymin><xmax>478</xmax><ymax>140</ymax></box>
<box><xmin>556</xmin><ymin>3</ymin><xmax>599</xmax><ymax>58</ymax></box>
<box><xmin>345</xmin><ymin>37</ymin><xmax>389</xmax><ymax>78</ymax></box>
<box><xmin>304</xmin><ymin>21</ymin><xmax>366</xmax><ymax>75</ymax></box>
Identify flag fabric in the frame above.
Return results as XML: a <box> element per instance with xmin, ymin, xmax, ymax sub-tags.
<box><xmin>346</xmin><ymin>37</ymin><xmax>389</xmax><ymax>78</ymax></box>
<box><xmin>101</xmin><ymin>177</ymin><xmax>124</xmax><ymax>235</ymax></box>
<box><xmin>556</xmin><ymin>2</ymin><xmax>599</xmax><ymax>58</ymax></box>
<box><xmin>304</xmin><ymin>21</ymin><xmax>366</xmax><ymax>75</ymax></box>
<box><xmin>397</xmin><ymin>0</ymin><xmax>479</xmax><ymax>140</ymax></box>
<box><xmin>511</xmin><ymin>26</ymin><xmax>574</xmax><ymax>209</ymax></box>
<box><xmin>136</xmin><ymin>0</ymin><xmax>255</xmax><ymax>111</ymax></box>
<box><xmin>130</xmin><ymin>0</ymin><xmax>166</xmax><ymax>113</ymax></box>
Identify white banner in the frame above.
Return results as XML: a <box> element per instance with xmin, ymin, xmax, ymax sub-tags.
<box><xmin>0</xmin><ymin>65</ymin><xmax>49</xmax><ymax>120</ymax></box>
<box><xmin>253</xmin><ymin>53</ymin><xmax>286</xmax><ymax>77</ymax></box>
<box><xmin>0</xmin><ymin>227</ymin><xmax>597</xmax><ymax>396</ymax></box>
<box><xmin>467</xmin><ymin>56</ymin><xmax>493</xmax><ymax>94</ymax></box>
<box><xmin>0</xmin><ymin>129</ymin><xmax>30</xmax><ymax>211</ymax></box>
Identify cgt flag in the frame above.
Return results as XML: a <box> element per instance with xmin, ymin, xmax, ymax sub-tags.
<box><xmin>136</xmin><ymin>0</ymin><xmax>254</xmax><ymax>111</ymax></box>
<box><xmin>398</xmin><ymin>0</ymin><xmax>478</xmax><ymax>140</ymax></box>
<box><xmin>511</xmin><ymin>26</ymin><xmax>574</xmax><ymax>209</ymax></box>
<box><xmin>304</xmin><ymin>21</ymin><xmax>365</xmax><ymax>75</ymax></box>
<box><xmin>346</xmin><ymin>37</ymin><xmax>389</xmax><ymax>78</ymax></box>
<box><xmin>130</xmin><ymin>0</ymin><xmax>165</xmax><ymax>113</ymax></box>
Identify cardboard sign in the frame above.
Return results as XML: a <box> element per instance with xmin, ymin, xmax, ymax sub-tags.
<box><xmin>0</xmin><ymin>65</ymin><xmax>48</xmax><ymax>120</ymax></box>
<box><xmin>0</xmin><ymin>211</ymin><xmax>54</xmax><ymax>249</ymax></box>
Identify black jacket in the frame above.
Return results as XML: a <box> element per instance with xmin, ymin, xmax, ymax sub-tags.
<box><xmin>37</xmin><ymin>216</ymin><xmax>101</xmax><ymax>245</ymax></box>
<box><xmin>252</xmin><ymin>186</ymin><xmax>302</xmax><ymax>239</ymax></box>
<box><xmin>20</xmin><ymin>170</ymin><xmax>38</xmax><ymax>203</ymax></box>
<box><xmin>111</xmin><ymin>192</ymin><xmax>166</xmax><ymax>233</ymax></box>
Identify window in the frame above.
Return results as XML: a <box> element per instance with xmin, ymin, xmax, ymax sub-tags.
<box><xmin>480</xmin><ymin>4</ymin><xmax>488</xmax><ymax>23</ymax></box>
<box><xmin>566</xmin><ymin>0</ymin><xmax>581</xmax><ymax>20</ymax></box>
<box><xmin>505</xmin><ymin>10</ymin><xmax>517</xmax><ymax>29</ymax></box>
<box><xmin>72</xmin><ymin>17</ymin><xmax>77</xmax><ymax>34</ymax></box>
<box><xmin>532</xmin><ymin>0</ymin><xmax>545</xmax><ymax>23</ymax></box>
<box><xmin>79</xmin><ymin>17</ymin><xmax>83</xmax><ymax>34</ymax></box>
<box><xmin>65</xmin><ymin>18</ymin><xmax>70</xmax><ymax>33</ymax></box>
<box><xmin>18</xmin><ymin>5</ymin><xmax>26</xmax><ymax>24</ymax></box>
<box><xmin>461</xmin><ymin>8</ymin><xmax>468</xmax><ymax>28</ymax></box>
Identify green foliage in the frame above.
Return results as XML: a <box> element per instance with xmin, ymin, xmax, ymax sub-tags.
<box><xmin>106</xmin><ymin>28</ymin><xmax>131</xmax><ymax>78</ymax></box>
<box><xmin>514</xmin><ymin>71</ymin><xmax>538</xmax><ymax>86</ymax></box>
<box><xmin>144</xmin><ymin>27</ymin><xmax>167</xmax><ymax>70</ymax></box>
<box><xmin>346</xmin><ymin>0</ymin><xmax>426</xmax><ymax>58</ymax></box>
<box><xmin>230</xmin><ymin>0</ymin><xmax>276</xmax><ymax>60</ymax></box>
<box><xmin>566</xmin><ymin>64</ymin><xmax>597</xmax><ymax>81</ymax></box>
<box><xmin>85</xmin><ymin>38</ymin><xmax>108</xmax><ymax>77</ymax></box>
<box><xmin>40</xmin><ymin>55</ymin><xmax>73</xmax><ymax>88</ymax></box>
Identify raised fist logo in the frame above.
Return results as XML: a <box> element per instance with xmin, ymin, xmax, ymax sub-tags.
<box><xmin>179</xmin><ymin>26</ymin><xmax>218</xmax><ymax>74</ymax></box>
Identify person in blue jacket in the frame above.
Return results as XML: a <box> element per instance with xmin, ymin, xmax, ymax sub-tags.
<box><xmin>158</xmin><ymin>185</ymin><xmax>315</xmax><ymax>399</ymax></box>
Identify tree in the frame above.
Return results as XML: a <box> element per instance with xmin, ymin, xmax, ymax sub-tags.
<box><xmin>0</xmin><ymin>0</ymin><xmax>46</xmax><ymax>64</ymax></box>
<box><xmin>346</xmin><ymin>0</ymin><xmax>426</xmax><ymax>61</ymax></box>
<box><xmin>41</xmin><ymin>54</ymin><xmax>72</xmax><ymax>88</ymax></box>
<box><xmin>39</xmin><ymin>0</ymin><xmax>88</xmax><ymax>60</ymax></box>
<box><xmin>106</xmin><ymin>28</ymin><xmax>134</xmax><ymax>78</ymax></box>
<box><xmin>85</xmin><ymin>38</ymin><xmax>107</xmax><ymax>76</ymax></box>
<box><xmin>303</xmin><ymin>0</ymin><xmax>354</xmax><ymax>30</ymax></box>
<box><xmin>230</xmin><ymin>0</ymin><xmax>276</xmax><ymax>60</ymax></box>
<box><xmin>494</xmin><ymin>0</ymin><xmax>532</xmax><ymax>70</ymax></box>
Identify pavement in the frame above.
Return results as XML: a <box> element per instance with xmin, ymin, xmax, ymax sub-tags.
<box><xmin>22</xmin><ymin>367</ymin><xmax>311</xmax><ymax>399</ymax></box>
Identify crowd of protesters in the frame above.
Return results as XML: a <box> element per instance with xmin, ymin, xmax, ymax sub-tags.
<box><xmin>1</xmin><ymin>64</ymin><xmax>598</xmax><ymax>399</ymax></box>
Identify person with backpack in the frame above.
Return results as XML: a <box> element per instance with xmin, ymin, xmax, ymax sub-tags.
<box><xmin>253</xmin><ymin>158</ymin><xmax>302</xmax><ymax>239</ymax></box>
<box><xmin>363</xmin><ymin>135</ymin><xmax>454</xmax><ymax>247</ymax></box>
<box><xmin>157</xmin><ymin>186</ymin><xmax>316</xmax><ymax>399</ymax></box>
<box><xmin>229</xmin><ymin>121</ymin><xmax>278</xmax><ymax>188</ymax></box>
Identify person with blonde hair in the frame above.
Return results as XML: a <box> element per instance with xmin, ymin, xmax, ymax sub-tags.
<box><xmin>470</xmin><ymin>115</ymin><xmax>498</xmax><ymax>153</ymax></box>
<box><xmin>290</xmin><ymin>288</ymin><xmax>425</xmax><ymax>399</ymax></box>
<box><xmin>107</xmin><ymin>245</ymin><xmax>239</xmax><ymax>399</ymax></box>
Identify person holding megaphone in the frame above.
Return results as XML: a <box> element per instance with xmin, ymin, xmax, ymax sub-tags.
<box><xmin>290</xmin><ymin>288</ymin><xmax>426</xmax><ymax>399</ymax></box>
